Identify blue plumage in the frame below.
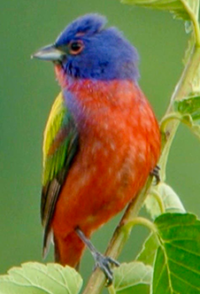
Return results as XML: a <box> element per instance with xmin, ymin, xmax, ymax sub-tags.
<box><xmin>54</xmin><ymin>14</ymin><xmax>139</xmax><ymax>81</ymax></box>
<box><xmin>56</xmin><ymin>13</ymin><xmax>107</xmax><ymax>42</ymax></box>
<box><xmin>33</xmin><ymin>13</ymin><xmax>161</xmax><ymax>282</ymax></box>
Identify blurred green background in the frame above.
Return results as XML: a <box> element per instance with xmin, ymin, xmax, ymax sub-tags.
<box><xmin>1</xmin><ymin>0</ymin><xmax>200</xmax><ymax>286</ymax></box>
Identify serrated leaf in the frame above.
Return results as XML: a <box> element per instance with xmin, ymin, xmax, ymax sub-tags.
<box><xmin>152</xmin><ymin>213</ymin><xmax>200</xmax><ymax>294</ymax></box>
<box><xmin>136</xmin><ymin>233</ymin><xmax>160</xmax><ymax>266</ymax></box>
<box><xmin>173</xmin><ymin>96</ymin><xmax>200</xmax><ymax>139</ymax></box>
<box><xmin>121</xmin><ymin>0</ymin><xmax>199</xmax><ymax>21</ymax></box>
<box><xmin>113</xmin><ymin>261</ymin><xmax>152</xmax><ymax>293</ymax></box>
<box><xmin>145</xmin><ymin>182</ymin><xmax>185</xmax><ymax>219</ymax></box>
<box><xmin>0</xmin><ymin>262</ymin><xmax>82</xmax><ymax>294</ymax></box>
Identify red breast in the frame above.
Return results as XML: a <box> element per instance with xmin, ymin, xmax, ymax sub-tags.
<box><xmin>52</xmin><ymin>77</ymin><xmax>161</xmax><ymax>238</ymax></box>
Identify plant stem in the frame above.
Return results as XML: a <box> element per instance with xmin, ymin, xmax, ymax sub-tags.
<box><xmin>181</xmin><ymin>0</ymin><xmax>200</xmax><ymax>46</ymax></box>
<box><xmin>108</xmin><ymin>285</ymin><xmax>116</xmax><ymax>294</ymax></box>
<box><xmin>124</xmin><ymin>216</ymin><xmax>157</xmax><ymax>234</ymax></box>
<box><xmin>82</xmin><ymin>177</ymin><xmax>153</xmax><ymax>294</ymax></box>
<box><xmin>149</xmin><ymin>190</ymin><xmax>165</xmax><ymax>214</ymax></box>
<box><xmin>160</xmin><ymin>113</ymin><xmax>181</xmax><ymax>134</ymax></box>
<box><xmin>82</xmin><ymin>45</ymin><xmax>200</xmax><ymax>294</ymax></box>
<box><xmin>159</xmin><ymin>45</ymin><xmax>200</xmax><ymax>180</ymax></box>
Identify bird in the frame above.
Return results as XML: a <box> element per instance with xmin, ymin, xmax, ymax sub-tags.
<box><xmin>33</xmin><ymin>13</ymin><xmax>161</xmax><ymax>283</ymax></box>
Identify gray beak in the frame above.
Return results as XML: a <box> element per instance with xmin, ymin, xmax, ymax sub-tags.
<box><xmin>32</xmin><ymin>44</ymin><xmax>66</xmax><ymax>61</ymax></box>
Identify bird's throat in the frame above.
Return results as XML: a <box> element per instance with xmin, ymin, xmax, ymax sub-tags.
<box><xmin>55</xmin><ymin>64</ymin><xmax>69</xmax><ymax>88</ymax></box>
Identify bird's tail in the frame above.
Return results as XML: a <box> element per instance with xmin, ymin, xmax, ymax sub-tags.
<box><xmin>54</xmin><ymin>232</ymin><xmax>85</xmax><ymax>268</ymax></box>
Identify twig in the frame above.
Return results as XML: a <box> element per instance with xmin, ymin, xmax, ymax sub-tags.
<box><xmin>82</xmin><ymin>43</ymin><xmax>200</xmax><ymax>294</ymax></box>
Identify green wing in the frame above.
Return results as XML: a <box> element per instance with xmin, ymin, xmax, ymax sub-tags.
<box><xmin>41</xmin><ymin>92</ymin><xmax>79</xmax><ymax>257</ymax></box>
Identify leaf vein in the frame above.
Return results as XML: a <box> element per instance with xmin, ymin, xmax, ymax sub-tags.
<box><xmin>168</xmin><ymin>257</ymin><xmax>200</xmax><ymax>276</ymax></box>
<box><xmin>168</xmin><ymin>242</ymin><xmax>200</xmax><ymax>257</ymax></box>
<box><xmin>171</xmin><ymin>271</ymin><xmax>200</xmax><ymax>290</ymax></box>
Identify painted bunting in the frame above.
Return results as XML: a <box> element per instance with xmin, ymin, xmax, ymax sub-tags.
<box><xmin>33</xmin><ymin>14</ymin><xmax>161</xmax><ymax>282</ymax></box>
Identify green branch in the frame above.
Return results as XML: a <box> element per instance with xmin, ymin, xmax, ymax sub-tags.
<box><xmin>181</xmin><ymin>0</ymin><xmax>200</xmax><ymax>46</ymax></box>
<box><xmin>82</xmin><ymin>45</ymin><xmax>200</xmax><ymax>294</ymax></box>
<box><xmin>82</xmin><ymin>48</ymin><xmax>200</xmax><ymax>294</ymax></box>
<box><xmin>82</xmin><ymin>9</ymin><xmax>200</xmax><ymax>294</ymax></box>
<box><xmin>123</xmin><ymin>216</ymin><xmax>157</xmax><ymax>234</ymax></box>
<box><xmin>159</xmin><ymin>45</ymin><xmax>200</xmax><ymax>180</ymax></box>
<box><xmin>82</xmin><ymin>178</ymin><xmax>154</xmax><ymax>294</ymax></box>
<box><xmin>148</xmin><ymin>190</ymin><xmax>165</xmax><ymax>214</ymax></box>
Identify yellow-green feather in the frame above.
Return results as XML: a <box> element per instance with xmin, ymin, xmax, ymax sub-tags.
<box><xmin>41</xmin><ymin>92</ymin><xmax>78</xmax><ymax>253</ymax></box>
<box><xmin>42</xmin><ymin>92</ymin><xmax>77</xmax><ymax>187</ymax></box>
<box><xmin>43</xmin><ymin>92</ymin><xmax>65</xmax><ymax>160</ymax></box>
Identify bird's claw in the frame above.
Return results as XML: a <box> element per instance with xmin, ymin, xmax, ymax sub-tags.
<box><xmin>93</xmin><ymin>251</ymin><xmax>120</xmax><ymax>286</ymax></box>
<box><xmin>150</xmin><ymin>165</ymin><xmax>160</xmax><ymax>185</ymax></box>
<box><xmin>75</xmin><ymin>227</ymin><xmax>119</xmax><ymax>285</ymax></box>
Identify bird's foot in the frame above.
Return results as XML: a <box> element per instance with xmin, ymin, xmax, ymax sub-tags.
<box><xmin>150</xmin><ymin>165</ymin><xmax>160</xmax><ymax>185</ymax></box>
<box><xmin>75</xmin><ymin>227</ymin><xmax>119</xmax><ymax>286</ymax></box>
<box><xmin>92</xmin><ymin>251</ymin><xmax>120</xmax><ymax>286</ymax></box>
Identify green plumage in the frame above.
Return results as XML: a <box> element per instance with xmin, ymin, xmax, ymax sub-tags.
<box><xmin>41</xmin><ymin>92</ymin><xmax>79</xmax><ymax>256</ymax></box>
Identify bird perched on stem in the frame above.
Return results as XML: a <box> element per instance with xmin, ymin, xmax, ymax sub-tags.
<box><xmin>33</xmin><ymin>13</ymin><xmax>161</xmax><ymax>284</ymax></box>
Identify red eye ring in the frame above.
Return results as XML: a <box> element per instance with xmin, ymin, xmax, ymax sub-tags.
<box><xmin>69</xmin><ymin>40</ymin><xmax>84</xmax><ymax>55</ymax></box>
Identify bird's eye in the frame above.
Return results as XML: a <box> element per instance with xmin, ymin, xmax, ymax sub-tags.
<box><xmin>69</xmin><ymin>40</ymin><xmax>84</xmax><ymax>55</ymax></box>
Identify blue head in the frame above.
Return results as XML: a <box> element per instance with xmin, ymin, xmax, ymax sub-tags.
<box><xmin>34</xmin><ymin>14</ymin><xmax>139</xmax><ymax>81</ymax></box>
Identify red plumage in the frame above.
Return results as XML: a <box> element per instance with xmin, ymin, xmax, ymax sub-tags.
<box><xmin>34</xmin><ymin>14</ymin><xmax>161</xmax><ymax>272</ymax></box>
<box><xmin>52</xmin><ymin>71</ymin><xmax>161</xmax><ymax>266</ymax></box>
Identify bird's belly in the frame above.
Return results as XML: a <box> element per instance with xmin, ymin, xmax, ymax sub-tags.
<box><xmin>52</xmin><ymin>132</ymin><xmax>151</xmax><ymax>237</ymax></box>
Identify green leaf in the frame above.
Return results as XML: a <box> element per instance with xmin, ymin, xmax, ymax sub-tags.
<box><xmin>145</xmin><ymin>182</ymin><xmax>185</xmax><ymax>219</ymax></box>
<box><xmin>138</xmin><ymin>184</ymin><xmax>185</xmax><ymax>268</ymax></box>
<box><xmin>173</xmin><ymin>96</ymin><xmax>200</xmax><ymax>139</ymax></box>
<box><xmin>113</xmin><ymin>261</ymin><xmax>152</xmax><ymax>293</ymax></box>
<box><xmin>174</xmin><ymin>95</ymin><xmax>200</xmax><ymax>118</ymax></box>
<box><xmin>120</xmin><ymin>0</ymin><xmax>199</xmax><ymax>21</ymax></box>
<box><xmin>136</xmin><ymin>233</ymin><xmax>160</xmax><ymax>266</ymax></box>
<box><xmin>152</xmin><ymin>213</ymin><xmax>200</xmax><ymax>294</ymax></box>
<box><xmin>0</xmin><ymin>262</ymin><xmax>82</xmax><ymax>294</ymax></box>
